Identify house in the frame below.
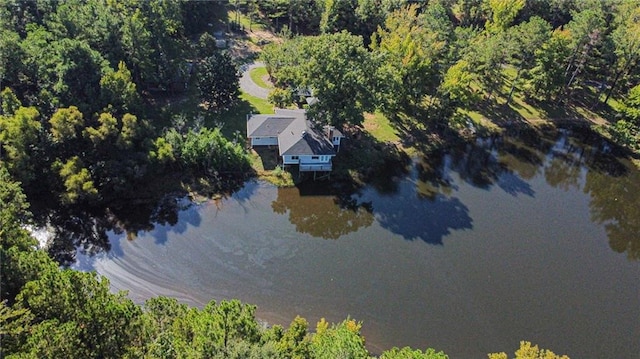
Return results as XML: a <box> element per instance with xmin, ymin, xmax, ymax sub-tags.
<box><xmin>247</xmin><ymin>109</ymin><xmax>344</xmax><ymax>172</ymax></box>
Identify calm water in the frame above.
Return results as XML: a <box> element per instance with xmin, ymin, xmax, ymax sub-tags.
<box><xmin>75</xmin><ymin>129</ymin><xmax>640</xmax><ymax>358</ymax></box>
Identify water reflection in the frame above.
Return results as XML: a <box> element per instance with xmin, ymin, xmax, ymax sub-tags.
<box><xmin>43</xmin><ymin>194</ymin><xmax>197</xmax><ymax>265</ymax></box>
<box><xmin>410</xmin><ymin>127</ymin><xmax>639</xmax><ymax>257</ymax></box>
<box><xmin>244</xmin><ymin>128</ymin><xmax>640</xmax><ymax>256</ymax></box>
<box><xmin>363</xmin><ymin>180</ymin><xmax>473</xmax><ymax>244</ymax></box>
<box><xmin>433</xmin><ymin>136</ymin><xmax>536</xmax><ymax>197</ymax></box>
<box><xmin>585</xmin><ymin>160</ymin><xmax>640</xmax><ymax>260</ymax></box>
<box><xmin>41</xmin><ymin>126</ymin><xmax>640</xmax><ymax>262</ymax></box>
<box><xmin>271</xmin><ymin>183</ymin><xmax>374</xmax><ymax>240</ymax></box>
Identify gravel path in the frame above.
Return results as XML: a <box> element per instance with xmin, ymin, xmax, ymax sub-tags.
<box><xmin>239</xmin><ymin>61</ymin><xmax>270</xmax><ymax>100</ymax></box>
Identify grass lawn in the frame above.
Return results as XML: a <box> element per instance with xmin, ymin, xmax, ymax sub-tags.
<box><xmin>460</xmin><ymin>65</ymin><xmax>613</xmax><ymax>130</ymax></box>
<box><xmin>363</xmin><ymin>112</ymin><xmax>400</xmax><ymax>143</ymax></box>
<box><xmin>249</xmin><ymin>66</ymin><xmax>273</xmax><ymax>89</ymax></box>
<box><xmin>211</xmin><ymin>91</ymin><xmax>273</xmax><ymax>138</ymax></box>
<box><xmin>241</xmin><ymin>92</ymin><xmax>273</xmax><ymax>114</ymax></box>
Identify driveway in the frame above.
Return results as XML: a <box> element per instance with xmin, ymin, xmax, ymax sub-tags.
<box><xmin>239</xmin><ymin>61</ymin><xmax>270</xmax><ymax>100</ymax></box>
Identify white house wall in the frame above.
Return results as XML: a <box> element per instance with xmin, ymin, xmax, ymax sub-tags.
<box><xmin>251</xmin><ymin>137</ymin><xmax>278</xmax><ymax>146</ymax></box>
<box><xmin>283</xmin><ymin>155</ymin><xmax>334</xmax><ymax>165</ymax></box>
<box><xmin>300</xmin><ymin>155</ymin><xmax>333</xmax><ymax>164</ymax></box>
<box><xmin>282</xmin><ymin>155</ymin><xmax>299</xmax><ymax>164</ymax></box>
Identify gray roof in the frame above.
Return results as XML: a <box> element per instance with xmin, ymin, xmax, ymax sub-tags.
<box><xmin>279</xmin><ymin>123</ymin><xmax>336</xmax><ymax>157</ymax></box>
<box><xmin>247</xmin><ymin>115</ymin><xmax>294</xmax><ymax>137</ymax></box>
<box><xmin>247</xmin><ymin>109</ymin><xmax>336</xmax><ymax>157</ymax></box>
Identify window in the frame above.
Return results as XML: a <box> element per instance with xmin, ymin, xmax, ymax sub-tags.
<box><xmin>311</xmin><ymin>156</ymin><xmax>319</xmax><ymax>160</ymax></box>
<box><xmin>291</xmin><ymin>156</ymin><xmax>299</xmax><ymax>160</ymax></box>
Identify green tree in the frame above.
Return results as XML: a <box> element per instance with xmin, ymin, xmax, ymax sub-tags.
<box><xmin>0</xmin><ymin>0</ymin><xmax>54</xmax><ymax>35</ymax></box>
<box><xmin>0</xmin><ymin>165</ymin><xmax>55</xmax><ymax>304</ymax></box>
<box><xmin>149</xmin><ymin>136</ymin><xmax>175</xmax><ymax>166</ymax></box>
<box><xmin>164</xmin><ymin>127</ymin><xmax>250</xmax><ymax>175</ymax></box>
<box><xmin>301</xmin><ymin>31</ymin><xmax>376</xmax><ymax>127</ymax></box>
<box><xmin>440</xmin><ymin>59</ymin><xmax>478</xmax><ymax>106</ymax></box>
<box><xmin>256</xmin><ymin>0</ymin><xmax>289</xmax><ymax>31</ymax></box>
<box><xmin>48</xmin><ymin>38</ymin><xmax>109</xmax><ymax>114</ymax></box>
<box><xmin>562</xmin><ymin>6</ymin><xmax>606</xmax><ymax>97</ymax></box>
<box><xmin>372</xmin><ymin>5</ymin><xmax>446</xmax><ymax>112</ymax></box>
<box><xmin>14</xmin><ymin>319</ymin><xmax>86</xmax><ymax>358</ymax></box>
<box><xmin>0</xmin><ymin>106</ymin><xmax>41</xmax><ymax>184</ymax></box>
<box><xmin>84</xmin><ymin>112</ymin><xmax>118</xmax><ymax>144</ymax></box>
<box><xmin>13</xmin><ymin>269</ymin><xmax>143</xmax><ymax>358</ymax></box>
<box><xmin>310</xmin><ymin>317</ymin><xmax>369</xmax><ymax>359</ymax></box>
<box><xmin>380</xmin><ymin>346</ymin><xmax>449</xmax><ymax>359</ymax></box>
<box><xmin>277</xmin><ymin>315</ymin><xmax>311</xmax><ymax>358</ymax></box>
<box><xmin>504</xmin><ymin>16</ymin><xmax>552</xmax><ymax>104</ymax></box>
<box><xmin>0</xmin><ymin>301</ymin><xmax>33</xmax><ymax>355</ymax></box>
<box><xmin>289</xmin><ymin>0</ymin><xmax>324</xmax><ymax>35</ymax></box>
<box><xmin>465</xmin><ymin>33</ymin><xmax>507</xmax><ymax>100</ymax></box>
<box><xmin>522</xmin><ymin>29</ymin><xmax>572</xmax><ymax>100</ymax></box>
<box><xmin>483</xmin><ymin>0</ymin><xmax>526</xmax><ymax>33</ymax></box>
<box><xmin>265</xmin><ymin>32</ymin><xmax>376</xmax><ymax>127</ymax></box>
<box><xmin>18</xmin><ymin>24</ymin><xmax>56</xmax><ymax>112</ymax></box>
<box><xmin>117</xmin><ymin>113</ymin><xmax>141</xmax><ymax>150</ymax></box>
<box><xmin>119</xmin><ymin>0</ymin><xmax>186</xmax><ymax>89</ymax></box>
<box><xmin>518</xmin><ymin>0</ymin><xmax>576</xmax><ymax>28</ymax></box>
<box><xmin>268</xmin><ymin>87</ymin><xmax>294</xmax><ymax>108</ymax></box>
<box><xmin>0</xmin><ymin>87</ymin><xmax>21</xmax><ymax>116</ymax></box>
<box><xmin>620</xmin><ymin>84</ymin><xmax>640</xmax><ymax>124</ymax></box>
<box><xmin>55</xmin><ymin>156</ymin><xmax>98</xmax><ymax>204</ymax></box>
<box><xmin>100</xmin><ymin>61</ymin><xmax>140</xmax><ymax>116</ymax></box>
<box><xmin>488</xmin><ymin>341</ymin><xmax>569</xmax><ymax>359</ymax></box>
<box><xmin>0</xmin><ymin>29</ymin><xmax>25</xmax><ymax>94</ymax></box>
<box><xmin>354</xmin><ymin>0</ymin><xmax>392</xmax><ymax>44</ymax></box>
<box><xmin>320</xmin><ymin>0</ymin><xmax>359</xmax><ymax>34</ymax></box>
<box><xmin>181</xmin><ymin>0</ymin><xmax>226</xmax><ymax>36</ymax></box>
<box><xmin>46</xmin><ymin>0</ymin><xmax>124</xmax><ymax>65</ymax></box>
<box><xmin>602</xmin><ymin>3</ymin><xmax>640</xmax><ymax>104</ymax></box>
<box><xmin>205</xmin><ymin>299</ymin><xmax>260</xmax><ymax>350</ymax></box>
<box><xmin>198</xmin><ymin>52</ymin><xmax>239</xmax><ymax>112</ymax></box>
<box><xmin>609</xmin><ymin>84</ymin><xmax>640</xmax><ymax>151</ymax></box>
<box><xmin>49</xmin><ymin>106</ymin><xmax>84</xmax><ymax>144</ymax></box>
<box><xmin>452</xmin><ymin>0</ymin><xmax>487</xmax><ymax>28</ymax></box>
<box><xmin>121</xmin><ymin>7</ymin><xmax>154</xmax><ymax>85</ymax></box>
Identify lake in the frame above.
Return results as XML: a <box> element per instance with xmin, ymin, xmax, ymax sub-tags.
<box><xmin>74</xmin><ymin>128</ymin><xmax>640</xmax><ymax>358</ymax></box>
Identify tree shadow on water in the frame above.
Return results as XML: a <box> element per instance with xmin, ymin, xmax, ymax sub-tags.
<box><xmin>42</xmin><ymin>193</ymin><xmax>202</xmax><ymax>266</ymax></box>
<box><xmin>362</xmin><ymin>174</ymin><xmax>473</xmax><ymax>245</ymax></box>
<box><xmin>445</xmin><ymin>137</ymin><xmax>535</xmax><ymax>197</ymax></box>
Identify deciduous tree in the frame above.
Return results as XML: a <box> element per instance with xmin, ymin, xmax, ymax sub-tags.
<box><xmin>488</xmin><ymin>341</ymin><xmax>569</xmax><ymax>359</ymax></box>
<box><xmin>311</xmin><ymin>318</ymin><xmax>369</xmax><ymax>359</ymax></box>
<box><xmin>483</xmin><ymin>0</ymin><xmax>526</xmax><ymax>33</ymax></box>
<box><xmin>198</xmin><ymin>52</ymin><xmax>239</xmax><ymax>112</ymax></box>
<box><xmin>372</xmin><ymin>5</ymin><xmax>445</xmax><ymax>112</ymax></box>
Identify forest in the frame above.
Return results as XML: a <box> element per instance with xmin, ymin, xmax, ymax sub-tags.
<box><xmin>2</xmin><ymin>0</ymin><xmax>637</xmax><ymax>357</ymax></box>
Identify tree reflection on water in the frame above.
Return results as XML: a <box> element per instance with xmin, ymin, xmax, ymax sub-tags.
<box><xmin>40</xmin><ymin>194</ymin><xmax>196</xmax><ymax>266</ymax></box>
<box><xmin>271</xmin><ymin>183</ymin><xmax>374</xmax><ymax>240</ymax></box>
<box><xmin>41</xmin><ymin>127</ymin><xmax>640</xmax><ymax>262</ymax></box>
<box><xmin>413</xmin><ymin>126</ymin><xmax>639</xmax><ymax>259</ymax></box>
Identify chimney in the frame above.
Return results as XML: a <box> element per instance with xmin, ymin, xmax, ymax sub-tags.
<box><xmin>325</xmin><ymin>126</ymin><xmax>334</xmax><ymax>139</ymax></box>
